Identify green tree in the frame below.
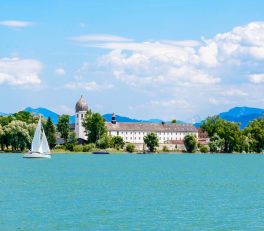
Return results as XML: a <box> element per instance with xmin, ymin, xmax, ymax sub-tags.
<box><xmin>0</xmin><ymin>124</ymin><xmax>4</xmax><ymax>150</ymax></box>
<box><xmin>144</xmin><ymin>132</ymin><xmax>159</xmax><ymax>152</ymax></box>
<box><xmin>244</xmin><ymin>118</ymin><xmax>264</xmax><ymax>153</ymax></box>
<box><xmin>96</xmin><ymin>134</ymin><xmax>111</xmax><ymax>149</ymax></box>
<box><xmin>13</xmin><ymin>111</ymin><xmax>34</xmax><ymax>124</ymax></box>
<box><xmin>4</xmin><ymin>120</ymin><xmax>31</xmax><ymax>151</ymax></box>
<box><xmin>44</xmin><ymin>117</ymin><xmax>57</xmax><ymax>149</ymax></box>
<box><xmin>208</xmin><ymin>134</ymin><xmax>224</xmax><ymax>152</ymax></box>
<box><xmin>171</xmin><ymin>119</ymin><xmax>177</xmax><ymax>124</ymax></box>
<box><xmin>126</xmin><ymin>143</ymin><xmax>135</xmax><ymax>153</ymax></box>
<box><xmin>111</xmin><ymin>136</ymin><xmax>125</xmax><ymax>150</ymax></box>
<box><xmin>57</xmin><ymin>114</ymin><xmax>70</xmax><ymax>143</ymax></box>
<box><xmin>201</xmin><ymin>116</ymin><xmax>223</xmax><ymax>137</ymax></box>
<box><xmin>69</xmin><ymin>131</ymin><xmax>77</xmax><ymax>144</ymax></box>
<box><xmin>184</xmin><ymin>134</ymin><xmax>197</xmax><ymax>153</ymax></box>
<box><xmin>83</xmin><ymin>111</ymin><xmax>107</xmax><ymax>143</ymax></box>
<box><xmin>200</xmin><ymin>145</ymin><xmax>209</xmax><ymax>153</ymax></box>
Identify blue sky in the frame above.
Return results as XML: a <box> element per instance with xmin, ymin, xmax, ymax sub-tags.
<box><xmin>1</xmin><ymin>0</ymin><xmax>264</xmax><ymax>121</ymax></box>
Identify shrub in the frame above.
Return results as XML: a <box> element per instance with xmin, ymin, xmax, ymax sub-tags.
<box><xmin>73</xmin><ymin>145</ymin><xmax>83</xmax><ymax>152</ymax></box>
<box><xmin>96</xmin><ymin>135</ymin><xmax>111</xmax><ymax>149</ymax></box>
<box><xmin>162</xmin><ymin>145</ymin><xmax>169</xmax><ymax>152</ymax></box>
<box><xmin>126</xmin><ymin>143</ymin><xmax>135</xmax><ymax>153</ymax></box>
<box><xmin>83</xmin><ymin>143</ymin><xmax>96</xmax><ymax>152</ymax></box>
<box><xmin>200</xmin><ymin>145</ymin><xmax>209</xmax><ymax>153</ymax></box>
<box><xmin>65</xmin><ymin>143</ymin><xmax>74</xmax><ymax>151</ymax></box>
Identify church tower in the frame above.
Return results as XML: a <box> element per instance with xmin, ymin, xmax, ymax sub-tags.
<box><xmin>75</xmin><ymin>95</ymin><xmax>88</xmax><ymax>140</ymax></box>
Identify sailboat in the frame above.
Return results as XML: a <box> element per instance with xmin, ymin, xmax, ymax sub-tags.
<box><xmin>23</xmin><ymin>116</ymin><xmax>51</xmax><ymax>159</ymax></box>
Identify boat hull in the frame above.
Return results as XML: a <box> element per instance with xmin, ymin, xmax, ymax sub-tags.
<box><xmin>23</xmin><ymin>152</ymin><xmax>51</xmax><ymax>159</ymax></box>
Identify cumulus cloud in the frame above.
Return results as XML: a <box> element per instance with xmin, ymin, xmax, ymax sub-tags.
<box><xmin>55</xmin><ymin>68</ymin><xmax>65</xmax><ymax>76</ymax></box>
<box><xmin>71</xmin><ymin>22</ymin><xmax>264</xmax><ymax>118</ymax></box>
<box><xmin>65</xmin><ymin>81</ymin><xmax>113</xmax><ymax>91</ymax></box>
<box><xmin>0</xmin><ymin>57</ymin><xmax>42</xmax><ymax>86</ymax></box>
<box><xmin>0</xmin><ymin>20</ymin><xmax>33</xmax><ymax>28</ymax></box>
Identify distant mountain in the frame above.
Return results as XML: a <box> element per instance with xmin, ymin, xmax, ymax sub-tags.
<box><xmin>21</xmin><ymin>108</ymin><xmax>164</xmax><ymax>124</ymax></box>
<box><xmin>195</xmin><ymin>106</ymin><xmax>264</xmax><ymax>129</ymax></box>
<box><xmin>102</xmin><ymin>113</ymin><xmax>163</xmax><ymax>123</ymax></box>
<box><xmin>24</xmin><ymin>107</ymin><xmax>75</xmax><ymax>124</ymax></box>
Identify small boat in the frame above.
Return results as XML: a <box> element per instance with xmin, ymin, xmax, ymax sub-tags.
<box><xmin>23</xmin><ymin>116</ymin><xmax>51</xmax><ymax>159</ymax></box>
<box><xmin>92</xmin><ymin>151</ymin><xmax>110</xmax><ymax>154</ymax></box>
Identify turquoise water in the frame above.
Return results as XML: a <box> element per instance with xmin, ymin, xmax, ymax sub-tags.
<box><xmin>1</xmin><ymin>154</ymin><xmax>264</xmax><ymax>230</ymax></box>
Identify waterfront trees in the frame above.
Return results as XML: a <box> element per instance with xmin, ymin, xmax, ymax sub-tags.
<box><xmin>57</xmin><ymin>114</ymin><xmax>70</xmax><ymax>143</ymax></box>
<box><xmin>111</xmin><ymin>136</ymin><xmax>125</xmax><ymax>150</ymax></box>
<box><xmin>144</xmin><ymin>132</ymin><xmax>159</xmax><ymax>152</ymax></box>
<box><xmin>4</xmin><ymin>120</ymin><xmax>31</xmax><ymax>151</ymax></box>
<box><xmin>83</xmin><ymin>110</ymin><xmax>107</xmax><ymax>144</ymax></box>
<box><xmin>184</xmin><ymin>134</ymin><xmax>197</xmax><ymax>153</ymax></box>
<box><xmin>126</xmin><ymin>143</ymin><xmax>135</xmax><ymax>153</ymax></box>
<box><xmin>44</xmin><ymin>117</ymin><xmax>57</xmax><ymax>149</ymax></box>
<box><xmin>244</xmin><ymin>118</ymin><xmax>264</xmax><ymax>153</ymax></box>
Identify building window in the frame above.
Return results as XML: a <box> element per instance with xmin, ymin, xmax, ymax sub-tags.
<box><xmin>77</xmin><ymin>114</ymin><xmax>79</xmax><ymax>118</ymax></box>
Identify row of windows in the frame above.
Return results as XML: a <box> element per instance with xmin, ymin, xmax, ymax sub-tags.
<box><xmin>76</xmin><ymin>114</ymin><xmax>84</xmax><ymax>119</ymax></box>
<box><xmin>115</xmin><ymin>131</ymin><xmax>194</xmax><ymax>136</ymax></box>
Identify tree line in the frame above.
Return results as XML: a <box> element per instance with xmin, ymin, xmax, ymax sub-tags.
<box><xmin>1</xmin><ymin>110</ymin><xmax>263</xmax><ymax>153</ymax></box>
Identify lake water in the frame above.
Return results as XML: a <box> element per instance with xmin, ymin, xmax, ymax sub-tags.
<box><xmin>1</xmin><ymin>153</ymin><xmax>264</xmax><ymax>230</ymax></box>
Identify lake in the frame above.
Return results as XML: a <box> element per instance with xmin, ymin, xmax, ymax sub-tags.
<box><xmin>1</xmin><ymin>153</ymin><xmax>264</xmax><ymax>230</ymax></box>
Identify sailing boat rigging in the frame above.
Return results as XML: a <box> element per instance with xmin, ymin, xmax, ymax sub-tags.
<box><xmin>23</xmin><ymin>116</ymin><xmax>51</xmax><ymax>159</ymax></box>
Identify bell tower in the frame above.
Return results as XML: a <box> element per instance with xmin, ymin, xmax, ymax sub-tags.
<box><xmin>75</xmin><ymin>95</ymin><xmax>88</xmax><ymax>140</ymax></box>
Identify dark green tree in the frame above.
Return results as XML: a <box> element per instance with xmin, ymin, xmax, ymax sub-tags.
<box><xmin>244</xmin><ymin>118</ymin><xmax>264</xmax><ymax>153</ymax></box>
<box><xmin>83</xmin><ymin>110</ymin><xmax>107</xmax><ymax>143</ymax></box>
<box><xmin>144</xmin><ymin>132</ymin><xmax>159</xmax><ymax>152</ymax></box>
<box><xmin>57</xmin><ymin>114</ymin><xmax>70</xmax><ymax>143</ymax></box>
<box><xmin>171</xmin><ymin>119</ymin><xmax>177</xmax><ymax>124</ymax></box>
<box><xmin>126</xmin><ymin>143</ymin><xmax>135</xmax><ymax>153</ymax></box>
<box><xmin>111</xmin><ymin>136</ymin><xmax>125</xmax><ymax>150</ymax></box>
<box><xmin>184</xmin><ymin>134</ymin><xmax>197</xmax><ymax>153</ymax></box>
<box><xmin>44</xmin><ymin>117</ymin><xmax>57</xmax><ymax>149</ymax></box>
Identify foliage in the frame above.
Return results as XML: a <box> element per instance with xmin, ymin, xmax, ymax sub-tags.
<box><xmin>126</xmin><ymin>143</ymin><xmax>135</xmax><ymax>153</ymax></box>
<box><xmin>96</xmin><ymin>134</ymin><xmax>111</xmax><ymax>149</ymax></box>
<box><xmin>184</xmin><ymin>134</ymin><xmax>197</xmax><ymax>153</ymax></box>
<box><xmin>202</xmin><ymin>116</ymin><xmax>244</xmax><ymax>153</ymax></box>
<box><xmin>83</xmin><ymin>110</ymin><xmax>107</xmax><ymax>143</ymax></box>
<box><xmin>162</xmin><ymin>145</ymin><xmax>169</xmax><ymax>152</ymax></box>
<box><xmin>69</xmin><ymin>131</ymin><xmax>77</xmax><ymax>144</ymax></box>
<box><xmin>144</xmin><ymin>132</ymin><xmax>159</xmax><ymax>152</ymax></box>
<box><xmin>83</xmin><ymin>143</ymin><xmax>96</xmax><ymax>152</ymax></box>
<box><xmin>57</xmin><ymin>114</ymin><xmax>70</xmax><ymax>143</ymax></box>
<box><xmin>200</xmin><ymin>145</ymin><xmax>209</xmax><ymax>153</ymax></box>
<box><xmin>171</xmin><ymin>119</ymin><xmax>177</xmax><ymax>124</ymax></box>
<box><xmin>111</xmin><ymin>136</ymin><xmax>125</xmax><ymax>150</ymax></box>
<box><xmin>44</xmin><ymin>117</ymin><xmax>57</xmax><ymax>149</ymax></box>
<box><xmin>208</xmin><ymin>134</ymin><xmax>224</xmax><ymax>152</ymax></box>
<box><xmin>13</xmin><ymin>111</ymin><xmax>37</xmax><ymax>124</ymax></box>
<box><xmin>65</xmin><ymin>143</ymin><xmax>74</xmax><ymax>151</ymax></box>
<box><xmin>244</xmin><ymin>118</ymin><xmax>264</xmax><ymax>153</ymax></box>
<box><xmin>4</xmin><ymin>120</ymin><xmax>31</xmax><ymax>151</ymax></box>
<box><xmin>73</xmin><ymin>145</ymin><xmax>83</xmax><ymax>152</ymax></box>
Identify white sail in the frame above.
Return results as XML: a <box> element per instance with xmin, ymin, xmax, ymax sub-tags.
<box><xmin>40</xmin><ymin>130</ymin><xmax>50</xmax><ymax>154</ymax></box>
<box><xmin>31</xmin><ymin>117</ymin><xmax>42</xmax><ymax>152</ymax></box>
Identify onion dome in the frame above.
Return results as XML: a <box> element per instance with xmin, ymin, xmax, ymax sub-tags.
<box><xmin>75</xmin><ymin>95</ymin><xmax>88</xmax><ymax>112</ymax></box>
<box><xmin>111</xmin><ymin>112</ymin><xmax>116</xmax><ymax>124</ymax></box>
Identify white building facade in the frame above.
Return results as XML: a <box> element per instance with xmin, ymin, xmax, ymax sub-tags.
<box><xmin>74</xmin><ymin>96</ymin><xmax>198</xmax><ymax>149</ymax></box>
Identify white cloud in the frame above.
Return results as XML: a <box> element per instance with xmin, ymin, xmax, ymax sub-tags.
<box><xmin>0</xmin><ymin>57</ymin><xmax>42</xmax><ymax>86</ymax></box>
<box><xmin>65</xmin><ymin>81</ymin><xmax>113</xmax><ymax>91</ymax></box>
<box><xmin>249</xmin><ymin>74</ymin><xmax>264</xmax><ymax>83</ymax></box>
<box><xmin>0</xmin><ymin>20</ymin><xmax>33</xmax><ymax>28</ymax></box>
<box><xmin>71</xmin><ymin>22</ymin><xmax>264</xmax><ymax>119</ymax></box>
<box><xmin>55</xmin><ymin>68</ymin><xmax>65</xmax><ymax>76</ymax></box>
<box><xmin>71</xmin><ymin>34</ymin><xmax>132</xmax><ymax>42</ymax></box>
<box><xmin>151</xmin><ymin>99</ymin><xmax>190</xmax><ymax>108</ymax></box>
